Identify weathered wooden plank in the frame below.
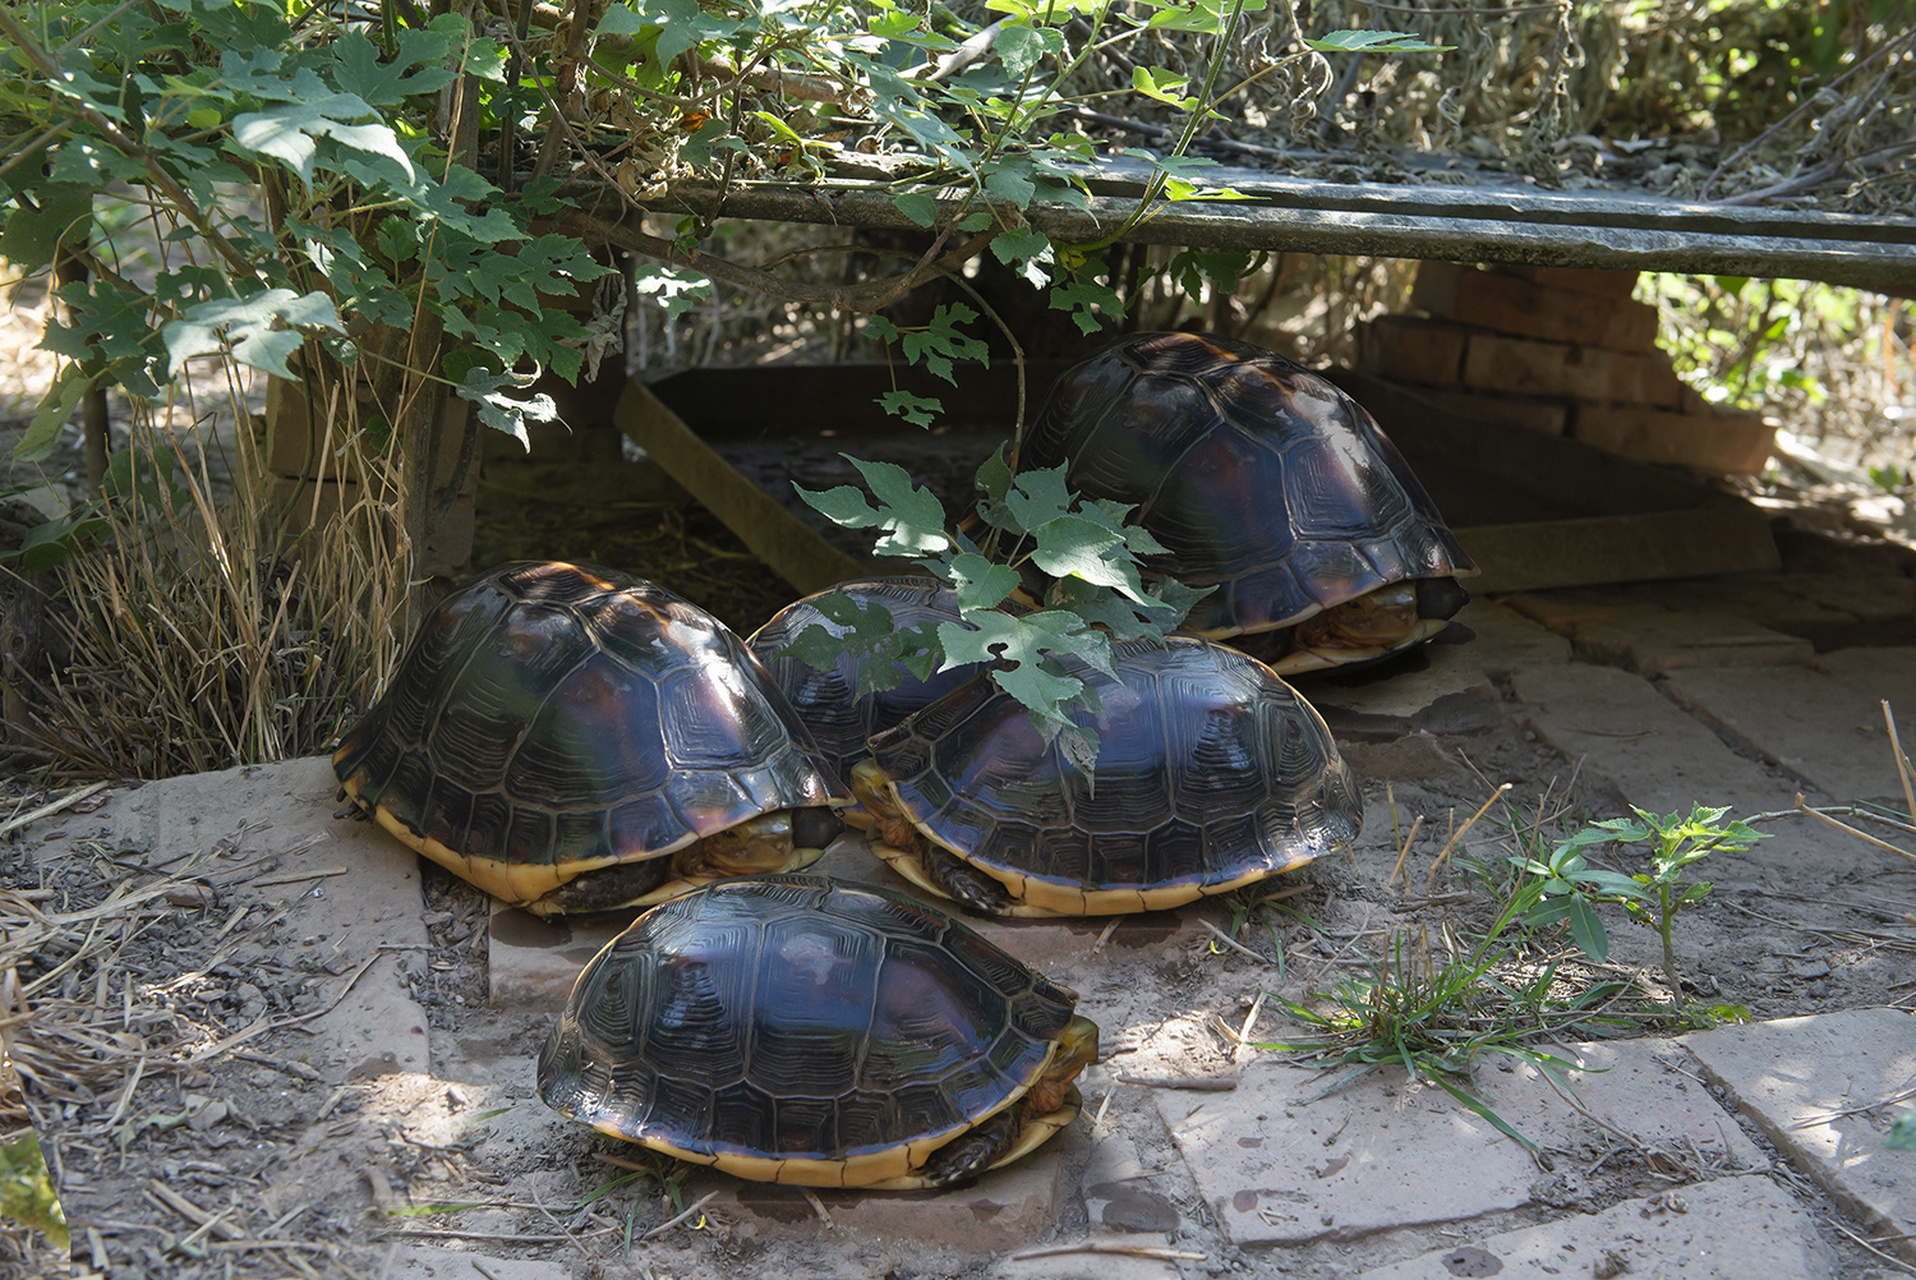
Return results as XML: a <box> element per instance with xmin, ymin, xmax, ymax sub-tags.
<box><xmin>651</xmin><ymin>162</ymin><xmax>1916</xmax><ymax>292</ymax></box>
<box><xmin>614</xmin><ymin>380</ymin><xmax>872</xmax><ymax>594</ymax></box>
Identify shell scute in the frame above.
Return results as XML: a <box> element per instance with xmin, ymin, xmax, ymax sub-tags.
<box><xmin>866</xmin><ymin>637</ymin><xmax>1362</xmax><ymax>913</ymax></box>
<box><xmin>1020</xmin><ymin>332</ymin><xmax>1476</xmax><ymax>668</ymax></box>
<box><xmin>333</xmin><ymin>562</ymin><xmax>844</xmax><ymax>912</ymax></box>
<box><xmin>538</xmin><ymin>877</ymin><xmax>1088</xmax><ymax>1182</ymax></box>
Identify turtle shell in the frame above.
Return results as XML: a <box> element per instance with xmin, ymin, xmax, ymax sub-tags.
<box><xmin>537</xmin><ymin>875</ymin><xmax>1094</xmax><ymax>1189</ymax></box>
<box><xmin>861</xmin><ymin>635</ymin><xmax>1362</xmax><ymax>916</ymax></box>
<box><xmin>1019</xmin><ymin>331</ymin><xmax>1477</xmax><ymax>670</ymax></box>
<box><xmin>332</xmin><ymin>561</ymin><xmax>846</xmax><ymax>914</ymax></box>
<box><xmin>747</xmin><ymin>577</ymin><xmax>992</xmax><ymax>788</ymax></box>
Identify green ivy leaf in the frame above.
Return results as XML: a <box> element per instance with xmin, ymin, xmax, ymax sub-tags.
<box><xmin>946</xmin><ymin>551</ymin><xmax>1020</xmax><ymax>611</ymax></box>
<box><xmin>846</xmin><ymin>456</ymin><xmax>951</xmax><ymax>556</ymax></box>
<box><xmin>893</xmin><ymin>191</ymin><xmax>939</xmax><ymax>228</ymax></box>
<box><xmin>233</xmin><ymin>95</ymin><xmax>415</xmax><ymax>185</ymax></box>
<box><xmin>163</xmin><ymin>289</ymin><xmax>344</xmax><ymax>379</ymax></box>
<box><xmin>0</xmin><ymin>185</ymin><xmax>94</xmax><ymax>272</ymax></box>
<box><xmin>793</xmin><ymin>481</ymin><xmax>882</xmax><ymax>529</ymax></box>
<box><xmin>879</xmin><ymin>390</ymin><xmax>942</xmax><ymax>428</ymax></box>
<box><xmin>899</xmin><ymin>303</ymin><xmax>988</xmax><ymax>384</ymax></box>
<box><xmin>13</xmin><ymin>372</ymin><xmax>86</xmax><ymax>464</ymax></box>
<box><xmin>1305</xmin><ymin>29</ymin><xmax>1452</xmax><ymax>54</ymax></box>
<box><xmin>1132</xmin><ymin>65</ymin><xmax>1198</xmax><ymax>109</ymax></box>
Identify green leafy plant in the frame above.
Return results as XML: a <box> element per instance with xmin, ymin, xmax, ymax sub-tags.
<box><xmin>1258</xmin><ymin>898</ymin><xmax>1628</xmax><ymax>1147</ymax></box>
<box><xmin>1514</xmin><ymin>804</ymin><xmax>1766</xmax><ymax>1008</ymax></box>
<box><xmin>791</xmin><ymin>448</ymin><xmax>1207</xmax><ymax>760</ymax></box>
<box><xmin>1890</xmin><ymin>1109</ymin><xmax>1916</xmax><ymax>1151</ymax></box>
<box><xmin>0</xmin><ymin>1132</ymin><xmax>67</xmax><ymax>1253</ymax></box>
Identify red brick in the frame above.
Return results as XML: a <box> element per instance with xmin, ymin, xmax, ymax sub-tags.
<box><xmin>1414</xmin><ymin>262</ymin><xmax>1659</xmax><ymax>351</ymax></box>
<box><xmin>1463</xmin><ymin>333</ymin><xmax>1687</xmax><ymax>406</ymax></box>
<box><xmin>1407</xmin><ymin>387</ymin><xmax>1569</xmax><ymax>435</ymax></box>
<box><xmin>1570</xmin><ymin>403</ymin><xmax>1777</xmax><ymax>475</ymax></box>
<box><xmin>1495</xmin><ymin>264</ymin><xmax>1642</xmax><ymax>300</ymax></box>
<box><xmin>1355</xmin><ymin>315</ymin><xmax>1467</xmax><ymax>386</ymax></box>
<box><xmin>263</xmin><ymin>476</ymin><xmax>475</xmax><ymax>578</ymax></box>
<box><xmin>265</xmin><ymin>376</ymin><xmax>480</xmax><ymax>495</ymax></box>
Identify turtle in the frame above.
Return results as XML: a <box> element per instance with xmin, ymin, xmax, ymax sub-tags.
<box><xmin>746</xmin><ymin>577</ymin><xmax>997</xmax><ymax>795</ymax></box>
<box><xmin>851</xmin><ymin>634</ymin><xmax>1362</xmax><ymax>917</ymax></box>
<box><xmin>332</xmin><ymin>561</ymin><xmax>847</xmax><ymax>916</ymax></box>
<box><xmin>536</xmin><ymin>874</ymin><xmax>1099</xmax><ymax>1189</ymax></box>
<box><xmin>1016</xmin><ymin>330</ymin><xmax>1478</xmax><ymax>674</ymax></box>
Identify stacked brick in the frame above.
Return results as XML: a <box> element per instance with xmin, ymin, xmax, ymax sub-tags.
<box><xmin>259</xmin><ymin>371</ymin><xmax>477</xmax><ymax>579</ymax></box>
<box><xmin>1356</xmin><ymin>263</ymin><xmax>1776</xmax><ymax>475</ymax></box>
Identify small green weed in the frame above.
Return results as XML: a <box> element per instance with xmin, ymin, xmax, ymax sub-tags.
<box><xmin>1256</xmin><ymin>887</ymin><xmax>1631</xmax><ymax>1147</ymax></box>
<box><xmin>1515</xmin><ymin>804</ymin><xmax>1765</xmax><ymax>1008</ymax></box>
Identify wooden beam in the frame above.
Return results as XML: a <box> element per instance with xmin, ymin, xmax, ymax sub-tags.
<box><xmin>614</xmin><ymin>380</ymin><xmax>872</xmax><ymax>595</ymax></box>
<box><xmin>648</xmin><ymin>158</ymin><xmax>1916</xmax><ymax>292</ymax></box>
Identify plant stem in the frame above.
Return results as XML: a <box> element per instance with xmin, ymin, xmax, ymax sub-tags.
<box><xmin>1658</xmin><ymin>883</ymin><xmax>1680</xmax><ymax>1006</ymax></box>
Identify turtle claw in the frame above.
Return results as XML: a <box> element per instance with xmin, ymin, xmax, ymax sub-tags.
<box><xmin>923</xmin><ymin>846</ymin><xmax>1014</xmax><ymax>915</ymax></box>
<box><xmin>919</xmin><ymin>1106</ymin><xmax>1020</xmax><ymax>1188</ymax></box>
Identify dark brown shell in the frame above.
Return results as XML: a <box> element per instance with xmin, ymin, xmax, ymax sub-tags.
<box><xmin>865</xmin><ymin>635</ymin><xmax>1362</xmax><ymax>914</ymax></box>
<box><xmin>746</xmin><ymin>577</ymin><xmax>991</xmax><ymax>787</ymax></box>
<box><xmin>537</xmin><ymin>875</ymin><xmax>1084</xmax><ymax>1185</ymax></box>
<box><xmin>332</xmin><ymin>561</ymin><xmax>843</xmax><ymax>906</ymax></box>
<box><xmin>1019</xmin><ymin>331</ymin><xmax>1476</xmax><ymax>641</ymax></box>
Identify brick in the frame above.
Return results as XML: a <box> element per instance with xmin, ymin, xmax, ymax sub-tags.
<box><xmin>1355</xmin><ymin>315</ymin><xmax>1468</xmax><ymax>386</ymax></box>
<box><xmin>263</xmin><ymin>475</ymin><xmax>475</xmax><ymax>580</ymax></box>
<box><xmin>1357</xmin><ymin>1175</ymin><xmax>1835</xmax><ymax>1280</ymax></box>
<box><xmin>1494</xmin><ymin>263</ymin><xmax>1643</xmax><ymax>300</ymax></box>
<box><xmin>1463</xmin><ymin>333</ymin><xmax>1688</xmax><ymax>405</ymax></box>
<box><xmin>1684</xmin><ymin>1008</ymin><xmax>1916</xmax><ymax>1262</ymax></box>
<box><xmin>1570</xmin><ymin>403</ymin><xmax>1777</xmax><ymax>475</ymax></box>
<box><xmin>1406</xmin><ymin>386</ymin><xmax>1569</xmax><ymax>435</ymax></box>
<box><xmin>1414</xmin><ymin>262</ymin><xmax>1660</xmax><ymax>351</ymax></box>
<box><xmin>265</xmin><ymin>375</ymin><xmax>481</xmax><ymax>494</ymax></box>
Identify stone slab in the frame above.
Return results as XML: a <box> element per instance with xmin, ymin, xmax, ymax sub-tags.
<box><xmin>1683</xmin><ymin>1007</ymin><xmax>1916</xmax><ymax>1260</ymax></box>
<box><xmin>1509</xmin><ymin>663</ymin><xmax>1800</xmax><ymax>817</ymax></box>
<box><xmin>1159</xmin><ymin>1037</ymin><xmax>1764</xmax><ymax>1247</ymax></box>
<box><xmin>1446</xmin><ymin>599</ymin><xmax>1573</xmax><ymax>676</ymax></box>
<box><xmin>1506</xmin><ymin>594</ymin><xmax>1813</xmax><ymax>673</ymax></box>
<box><xmin>1506</xmin><ymin>662</ymin><xmax>1865</xmax><ymax>887</ymax></box>
<box><xmin>1355</xmin><ymin>1174</ymin><xmax>1834</xmax><ymax>1280</ymax></box>
<box><xmin>1161</xmin><ymin>1062</ymin><xmax>1542</xmax><ymax>1245</ymax></box>
<box><xmin>1563</xmin><ymin>607</ymin><xmax>1814</xmax><ymax>673</ymax></box>
<box><xmin>374</xmin><ymin>1246</ymin><xmax>576</xmax><ymax>1279</ymax></box>
<box><xmin>1662</xmin><ymin>649</ymin><xmax>1916</xmax><ymax>805</ymax></box>
<box><xmin>714</xmin><ymin>1135</ymin><xmax>1076</xmax><ymax>1251</ymax></box>
<box><xmin>49</xmin><ymin>755</ymin><xmax>435</xmax><ymax>1082</ymax></box>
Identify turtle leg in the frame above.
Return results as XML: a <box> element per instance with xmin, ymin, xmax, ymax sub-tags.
<box><xmin>919</xmin><ymin>845</ymin><xmax>1015</xmax><ymax>915</ymax></box>
<box><xmin>529</xmin><ymin>857</ymin><xmax>670</xmax><ymax>915</ymax></box>
<box><xmin>916</xmin><ymin>1104</ymin><xmax>1024</xmax><ymax>1188</ymax></box>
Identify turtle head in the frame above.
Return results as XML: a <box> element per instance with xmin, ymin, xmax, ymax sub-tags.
<box><xmin>1027</xmin><ymin>1015</ymin><xmax>1100</xmax><ymax>1116</ymax></box>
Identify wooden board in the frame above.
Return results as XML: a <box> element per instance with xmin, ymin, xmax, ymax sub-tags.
<box><xmin>623</xmin><ymin>363</ymin><xmax>1780</xmax><ymax>598</ymax></box>
<box><xmin>650</xmin><ymin>154</ymin><xmax>1916</xmax><ymax>293</ymax></box>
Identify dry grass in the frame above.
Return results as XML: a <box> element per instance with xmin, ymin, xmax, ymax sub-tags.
<box><xmin>5</xmin><ymin>376</ymin><xmax>407</xmax><ymax>781</ymax></box>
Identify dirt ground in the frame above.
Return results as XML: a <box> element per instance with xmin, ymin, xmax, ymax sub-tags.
<box><xmin>0</xmin><ymin>303</ymin><xmax>1911</xmax><ymax>1277</ymax></box>
<box><xmin>7</xmin><ymin>522</ymin><xmax>1914</xmax><ymax>1279</ymax></box>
